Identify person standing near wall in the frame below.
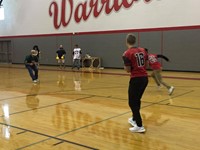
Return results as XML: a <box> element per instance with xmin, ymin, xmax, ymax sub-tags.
<box><xmin>72</xmin><ymin>44</ymin><xmax>82</xmax><ymax>70</ymax></box>
<box><xmin>122</xmin><ymin>34</ymin><xmax>148</xmax><ymax>133</ymax></box>
<box><xmin>24</xmin><ymin>50</ymin><xmax>39</xmax><ymax>83</ymax></box>
<box><xmin>56</xmin><ymin>45</ymin><xmax>66</xmax><ymax>69</ymax></box>
<box><xmin>145</xmin><ymin>49</ymin><xmax>174</xmax><ymax>95</ymax></box>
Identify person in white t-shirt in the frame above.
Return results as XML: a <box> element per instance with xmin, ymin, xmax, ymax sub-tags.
<box><xmin>72</xmin><ymin>44</ymin><xmax>82</xmax><ymax>70</ymax></box>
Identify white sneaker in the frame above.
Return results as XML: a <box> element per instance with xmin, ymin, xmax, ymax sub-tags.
<box><xmin>168</xmin><ymin>86</ymin><xmax>175</xmax><ymax>95</ymax></box>
<box><xmin>33</xmin><ymin>80</ymin><xmax>37</xmax><ymax>83</ymax></box>
<box><xmin>129</xmin><ymin>125</ymin><xmax>146</xmax><ymax>133</ymax></box>
<box><xmin>128</xmin><ymin>118</ymin><xmax>136</xmax><ymax>127</ymax></box>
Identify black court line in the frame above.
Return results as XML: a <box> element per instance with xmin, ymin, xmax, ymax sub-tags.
<box><xmin>0</xmin><ymin>95</ymin><xmax>95</xmax><ymax>118</ymax></box>
<box><xmin>0</xmin><ymin>84</ymin><xmax>130</xmax><ymax>117</ymax></box>
<box><xmin>52</xmin><ymin>90</ymin><xmax>200</xmax><ymax>110</ymax></box>
<box><xmin>0</xmin><ymin>122</ymin><xmax>98</xmax><ymax>150</ymax></box>
<box><xmin>1</xmin><ymin>66</ymin><xmax>199</xmax><ymax>148</ymax></box>
<box><xmin>0</xmin><ymin>86</ymin><xmax>198</xmax><ymax>120</ymax></box>
<box><xmin>13</xmin><ymin>90</ymin><xmax>196</xmax><ymax>149</ymax></box>
<box><xmin>37</xmin><ymin>67</ymin><xmax>200</xmax><ymax>81</ymax></box>
<box><xmin>0</xmin><ymin>90</ymin><xmax>62</xmax><ymax>102</ymax></box>
<box><xmin>16</xmin><ymin>130</ymin><xmax>27</xmax><ymax>135</ymax></box>
<box><xmin>12</xmin><ymin>90</ymin><xmax>200</xmax><ymax>118</ymax></box>
<box><xmin>162</xmin><ymin>103</ymin><xmax>200</xmax><ymax>110</ymax></box>
<box><xmin>3</xmin><ymin>90</ymin><xmax>193</xmax><ymax>150</ymax></box>
<box><xmin>142</xmin><ymin>90</ymin><xmax>196</xmax><ymax>109</ymax></box>
<box><xmin>0</xmin><ymin>84</ymin><xmax>127</xmax><ymax>102</ymax></box>
<box><xmin>0</xmin><ymin>90</ymin><xmax>196</xmax><ymax>150</ymax></box>
<box><xmin>10</xmin><ymin>111</ymin><xmax>132</xmax><ymax>150</ymax></box>
<box><xmin>52</xmin><ymin>141</ymin><xmax>64</xmax><ymax>146</ymax></box>
<box><xmin>0</xmin><ymin>90</ymin><xmax>72</xmax><ymax>102</ymax></box>
<box><xmin>0</xmin><ymin>95</ymin><xmax>27</xmax><ymax>101</ymax></box>
<box><xmin>54</xmin><ymin>90</ymin><xmax>198</xmax><ymax>137</ymax></box>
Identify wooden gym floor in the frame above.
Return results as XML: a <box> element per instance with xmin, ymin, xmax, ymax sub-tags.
<box><xmin>0</xmin><ymin>64</ymin><xmax>199</xmax><ymax>150</ymax></box>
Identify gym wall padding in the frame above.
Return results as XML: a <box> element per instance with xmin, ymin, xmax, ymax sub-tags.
<box><xmin>1</xmin><ymin>29</ymin><xmax>200</xmax><ymax>72</ymax></box>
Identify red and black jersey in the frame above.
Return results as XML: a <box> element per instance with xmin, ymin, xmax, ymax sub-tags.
<box><xmin>123</xmin><ymin>47</ymin><xmax>148</xmax><ymax>78</ymax></box>
<box><xmin>148</xmin><ymin>54</ymin><xmax>169</xmax><ymax>70</ymax></box>
<box><xmin>148</xmin><ymin>54</ymin><xmax>161</xmax><ymax>70</ymax></box>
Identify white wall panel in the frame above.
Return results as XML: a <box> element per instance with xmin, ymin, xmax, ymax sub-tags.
<box><xmin>0</xmin><ymin>0</ymin><xmax>200</xmax><ymax>37</ymax></box>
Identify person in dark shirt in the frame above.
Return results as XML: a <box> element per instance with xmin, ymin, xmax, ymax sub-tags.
<box><xmin>56</xmin><ymin>45</ymin><xmax>66</xmax><ymax>69</ymax></box>
<box><xmin>24</xmin><ymin>50</ymin><xmax>39</xmax><ymax>83</ymax></box>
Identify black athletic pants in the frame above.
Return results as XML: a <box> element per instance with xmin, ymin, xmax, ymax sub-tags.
<box><xmin>128</xmin><ymin>76</ymin><xmax>148</xmax><ymax>127</ymax></box>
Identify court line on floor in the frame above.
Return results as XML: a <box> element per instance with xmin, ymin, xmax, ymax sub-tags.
<box><xmin>0</xmin><ymin>95</ymin><xmax>95</xmax><ymax>118</ymax></box>
<box><xmin>1</xmin><ymin>87</ymin><xmax>198</xmax><ymax>119</ymax></box>
<box><xmin>19</xmin><ymin>90</ymin><xmax>196</xmax><ymax>148</ymax></box>
<box><xmin>34</xmin><ymin>67</ymin><xmax>200</xmax><ymax>80</ymax></box>
<box><xmin>0</xmin><ymin>122</ymin><xmax>98</xmax><ymax>150</ymax></box>
<box><xmin>142</xmin><ymin>90</ymin><xmax>197</xmax><ymax>109</ymax></box>
<box><xmin>0</xmin><ymin>83</ymin><xmax>127</xmax><ymax>102</ymax></box>
<box><xmin>62</xmin><ymin>89</ymin><xmax>200</xmax><ymax>110</ymax></box>
<box><xmin>0</xmin><ymin>84</ymin><xmax>129</xmax><ymax>117</ymax></box>
<box><xmin>0</xmin><ymin>65</ymin><xmax>199</xmax><ymax>81</ymax></box>
<box><xmin>0</xmin><ymin>89</ymin><xmax>195</xmax><ymax>149</ymax></box>
<box><xmin>0</xmin><ymin>89</ymin><xmax>67</xmax><ymax>101</ymax></box>
<box><xmin>0</xmin><ymin>95</ymin><xmax>27</xmax><ymax>101</ymax></box>
<box><xmin>50</xmin><ymin>90</ymin><xmax>197</xmax><ymax>137</ymax></box>
<box><xmin>114</xmin><ymin>91</ymin><xmax>199</xmax><ymax>110</ymax></box>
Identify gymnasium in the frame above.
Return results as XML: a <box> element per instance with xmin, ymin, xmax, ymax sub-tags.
<box><xmin>0</xmin><ymin>0</ymin><xmax>199</xmax><ymax>149</ymax></box>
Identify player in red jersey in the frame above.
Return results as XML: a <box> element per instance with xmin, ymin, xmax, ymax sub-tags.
<box><xmin>145</xmin><ymin>49</ymin><xmax>174</xmax><ymax>95</ymax></box>
<box><xmin>122</xmin><ymin>34</ymin><xmax>148</xmax><ymax>133</ymax></box>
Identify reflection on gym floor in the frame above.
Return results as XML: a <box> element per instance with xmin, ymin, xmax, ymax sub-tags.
<box><xmin>73</xmin><ymin>72</ymin><xmax>81</xmax><ymax>91</ymax></box>
<box><xmin>26</xmin><ymin>84</ymin><xmax>40</xmax><ymax>110</ymax></box>
<box><xmin>1</xmin><ymin>104</ymin><xmax>10</xmax><ymax>140</ymax></box>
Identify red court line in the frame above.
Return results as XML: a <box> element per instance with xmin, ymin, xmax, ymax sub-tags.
<box><xmin>87</xmin><ymin>71</ymin><xmax>200</xmax><ymax>81</ymax></box>
<box><xmin>0</xmin><ymin>65</ymin><xmax>199</xmax><ymax>81</ymax></box>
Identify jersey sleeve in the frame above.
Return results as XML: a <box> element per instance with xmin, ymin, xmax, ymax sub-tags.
<box><xmin>24</xmin><ymin>55</ymin><xmax>31</xmax><ymax>63</ymax></box>
<box><xmin>122</xmin><ymin>51</ymin><xmax>131</xmax><ymax>66</ymax></box>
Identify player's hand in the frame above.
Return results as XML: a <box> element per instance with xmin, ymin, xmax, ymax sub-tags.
<box><xmin>32</xmin><ymin>61</ymin><xmax>36</xmax><ymax>65</ymax></box>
